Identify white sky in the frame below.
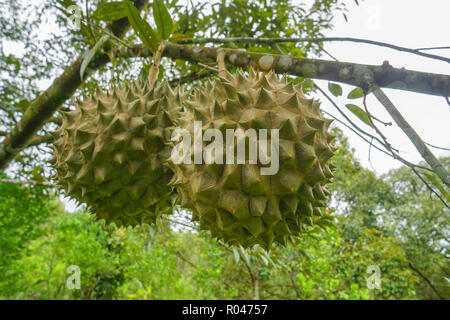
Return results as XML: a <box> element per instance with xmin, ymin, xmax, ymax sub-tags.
<box><xmin>311</xmin><ymin>0</ymin><xmax>450</xmax><ymax>174</ymax></box>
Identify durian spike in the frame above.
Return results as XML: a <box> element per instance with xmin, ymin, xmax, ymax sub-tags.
<box><xmin>216</xmin><ymin>50</ymin><xmax>227</xmax><ymax>78</ymax></box>
<box><xmin>148</xmin><ymin>41</ymin><xmax>166</xmax><ymax>86</ymax></box>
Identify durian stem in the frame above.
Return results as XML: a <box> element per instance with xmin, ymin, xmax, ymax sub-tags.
<box><xmin>148</xmin><ymin>41</ymin><xmax>166</xmax><ymax>86</ymax></box>
<box><xmin>216</xmin><ymin>50</ymin><xmax>227</xmax><ymax>78</ymax></box>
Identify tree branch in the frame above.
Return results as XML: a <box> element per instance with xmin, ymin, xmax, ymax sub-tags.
<box><xmin>0</xmin><ymin>0</ymin><xmax>149</xmax><ymax>173</ymax></box>
<box><xmin>288</xmin><ymin>270</ymin><xmax>302</xmax><ymax>300</ymax></box>
<box><xmin>369</xmin><ymin>84</ymin><xmax>450</xmax><ymax>187</ymax></box>
<box><xmin>120</xmin><ymin>43</ymin><xmax>450</xmax><ymax>97</ymax></box>
<box><xmin>315</xmin><ymin>85</ymin><xmax>432</xmax><ymax>172</ymax></box>
<box><xmin>26</xmin><ymin>133</ymin><xmax>55</xmax><ymax>147</ymax></box>
<box><xmin>2</xmin><ymin>37</ymin><xmax>449</xmax><ymax>173</ymax></box>
<box><xmin>410</xmin><ymin>167</ymin><xmax>449</xmax><ymax>209</ymax></box>
<box><xmin>175</xmin><ymin>37</ymin><xmax>450</xmax><ymax>64</ymax></box>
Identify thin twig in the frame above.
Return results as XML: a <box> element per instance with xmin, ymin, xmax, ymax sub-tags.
<box><xmin>424</xmin><ymin>142</ymin><xmax>450</xmax><ymax>152</ymax></box>
<box><xmin>363</xmin><ymin>93</ymin><xmax>398</xmax><ymax>157</ymax></box>
<box><xmin>288</xmin><ymin>270</ymin><xmax>302</xmax><ymax>300</ymax></box>
<box><xmin>319</xmin><ymin>46</ymin><xmax>339</xmax><ymax>62</ymax></box>
<box><xmin>408</xmin><ymin>262</ymin><xmax>444</xmax><ymax>300</ymax></box>
<box><xmin>176</xmin><ymin>37</ymin><xmax>450</xmax><ymax>64</ymax></box>
<box><xmin>317</xmin><ymin>86</ymin><xmax>398</xmax><ymax>157</ymax></box>
<box><xmin>197</xmin><ymin>62</ymin><xmax>219</xmax><ymax>73</ymax></box>
<box><xmin>164</xmin><ymin>217</ymin><xmax>198</xmax><ymax>231</ymax></box>
<box><xmin>323</xmin><ymin>110</ymin><xmax>392</xmax><ymax>158</ymax></box>
<box><xmin>317</xmin><ymin>85</ymin><xmax>432</xmax><ymax>172</ymax></box>
<box><xmin>415</xmin><ymin>46</ymin><xmax>450</xmax><ymax>51</ymax></box>
<box><xmin>410</xmin><ymin>168</ymin><xmax>449</xmax><ymax>209</ymax></box>
<box><xmin>320</xmin><ymin>87</ymin><xmax>450</xmax><ymax>208</ymax></box>
<box><xmin>368</xmin><ymin>113</ymin><xmax>392</xmax><ymax>127</ymax></box>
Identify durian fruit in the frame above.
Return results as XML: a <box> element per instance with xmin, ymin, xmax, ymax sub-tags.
<box><xmin>169</xmin><ymin>68</ymin><xmax>335</xmax><ymax>248</ymax></box>
<box><xmin>52</xmin><ymin>79</ymin><xmax>184</xmax><ymax>226</ymax></box>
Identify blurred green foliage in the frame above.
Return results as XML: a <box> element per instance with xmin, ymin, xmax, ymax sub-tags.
<box><xmin>0</xmin><ymin>177</ymin><xmax>58</xmax><ymax>295</ymax></box>
<box><xmin>1</xmin><ymin>130</ymin><xmax>447</xmax><ymax>300</ymax></box>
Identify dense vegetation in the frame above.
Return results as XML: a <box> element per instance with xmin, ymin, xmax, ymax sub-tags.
<box><xmin>1</xmin><ymin>130</ymin><xmax>447</xmax><ymax>300</ymax></box>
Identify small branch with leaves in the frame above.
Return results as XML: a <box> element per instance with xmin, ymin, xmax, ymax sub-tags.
<box><xmin>368</xmin><ymin>84</ymin><xmax>450</xmax><ymax>187</ymax></box>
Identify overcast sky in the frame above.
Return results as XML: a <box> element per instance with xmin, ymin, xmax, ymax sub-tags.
<box><xmin>308</xmin><ymin>0</ymin><xmax>450</xmax><ymax>174</ymax></box>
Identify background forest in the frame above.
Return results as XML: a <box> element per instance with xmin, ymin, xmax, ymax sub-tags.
<box><xmin>1</xmin><ymin>130</ymin><xmax>448</xmax><ymax>299</ymax></box>
<box><xmin>0</xmin><ymin>0</ymin><xmax>448</xmax><ymax>300</ymax></box>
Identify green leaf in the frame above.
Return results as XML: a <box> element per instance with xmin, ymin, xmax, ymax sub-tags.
<box><xmin>14</xmin><ymin>99</ymin><xmax>30</xmax><ymax>111</ymax></box>
<box><xmin>233</xmin><ymin>247</ymin><xmax>240</xmax><ymax>264</ymax></box>
<box><xmin>148</xmin><ymin>225</ymin><xmax>155</xmax><ymax>238</ymax></box>
<box><xmin>79</xmin><ymin>23</ymin><xmax>95</xmax><ymax>44</ymax></box>
<box><xmin>301</xmin><ymin>78</ymin><xmax>316</xmax><ymax>93</ymax></box>
<box><xmin>239</xmin><ymin>245</ymin><xmax>251</xmax><ymax>268</ymax></box>
<box><xmin>328</xmin><ymin>82</ymin><xmax>342</xmax><ymax>97</ymax></box>
<box><xmin>31</xmin><ymin>166</ymin><xmax>44</xmax><ymax>183</ymax></box>
<box><xmin>259</xmin><ymin>254</ymin><xmax>269</xmax><ymax>266</ymax></box>
<box><xmin>424</xmin><ymin>172</ymin><xmax>450</xmax><ymax>202</ymax></box>
<box><xmin>157</xmin><ymin>64</ymin><xmax>165</xmax><ymax>82</ymax></box>
<box><xmin>80</xmin><ymin>35</ymin><xmax>110</xmax><ymax>81</ymax></box>
<box><xmin>5</xmin><ymin>55</ymin><xmax>21</xmax><ymax>74</ymax></box>
<box><xmin>93</xmin><ymin>2</ymin><xmax>127</xmax><ymax>21</ymax></box>
<box><xmin>298</xmin><ymin>248</ymin><xmax>313</xmax><ymax>260</ymax></box>
<box><xmin>124</xmin><ymin>0</ymin><xmax>160</xmax><ymax>53</ymax></box>
<box><xmin>347</xmin><ymin>87</ymin><xmax>364</xmax><ymax>99</ymax></box>
<box><xmin>152</xmin><ymin>0</ymin><xmax>173</xmax><ymax>40</ymax></box>
<box><xmin>317</xmin><ymin>218</ymin><xmax>335</xmax><ymax>230</ymax></box>
<box><xmin>265</xmin><ymin>253</ymin><xmax>278</xmax><ymax>269</ymax></box>
<box><xmin>169</xmin><ymin>33</ymin><xmax>190</xmax><ymax>42</ymax></box>
<box><xmin>345</xmin><ymin>104</ymin><xmax>372</xmax><ymax>127</ymax></box>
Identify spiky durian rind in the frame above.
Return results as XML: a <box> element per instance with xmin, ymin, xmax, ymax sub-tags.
<box><xmin>169</xmin><ymin>69</ymin><xmax>335</xmax><ymax>248</ymax></box>
<box><xmin>52</xmin><ymin>79</ymin><xmax>184</xmax><ymax>226</ymax></box>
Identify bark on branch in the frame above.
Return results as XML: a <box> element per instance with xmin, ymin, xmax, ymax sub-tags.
<box><xmin>0</xmin><ymin>0</ymin><xmax>149</xmax><ymax>173</ymax></box>
<box><xmin>27</xmin><ymin>133</ymin><xmax>55</xmax><ymax>147</ymax></box>
<box><xmin>121</xmin><ymin>43</ymin><xmax>450</xmax><ymax>97</ymax></box>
